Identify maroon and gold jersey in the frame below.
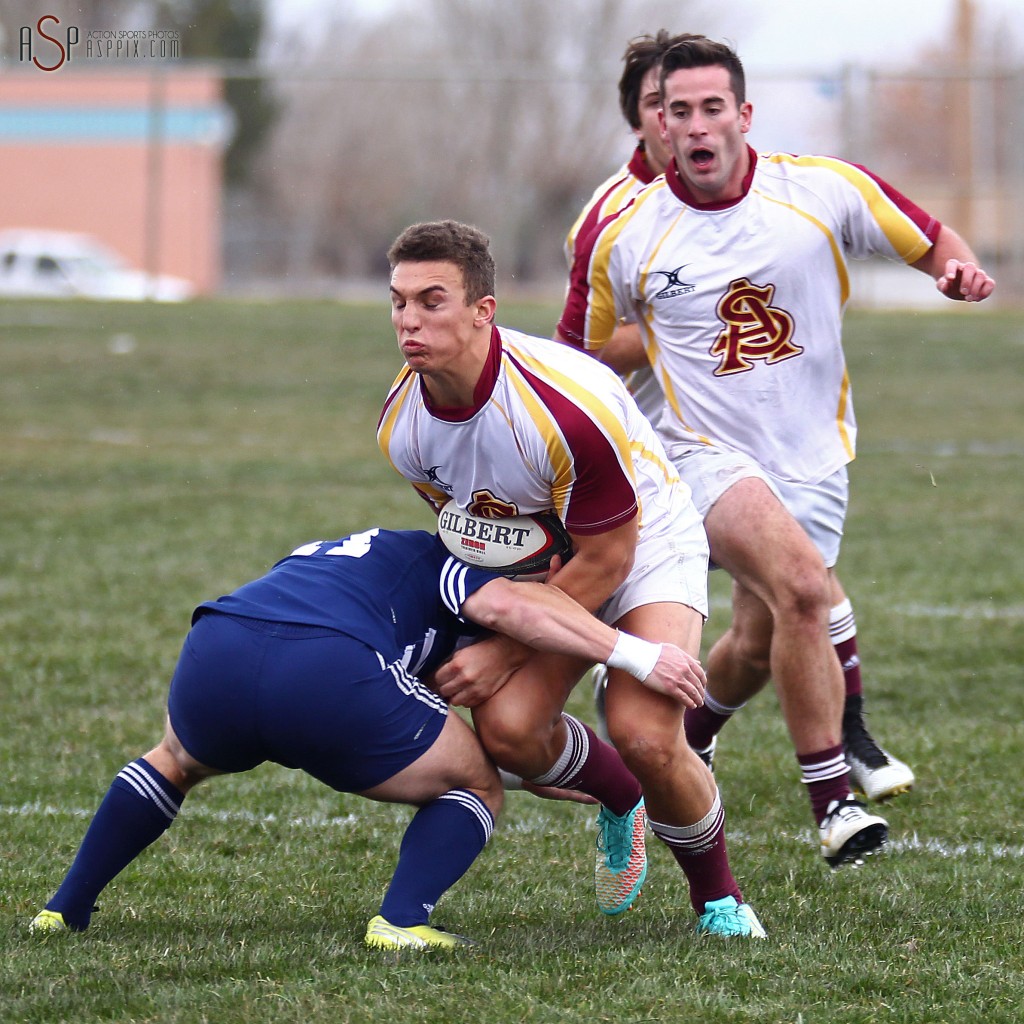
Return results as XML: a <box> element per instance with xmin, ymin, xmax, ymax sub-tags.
<box><xmin>560</xmin><ymin>148</ymin><xmax>941</xmax><ymax>484</ymax></box>
<box><xmin>378</xmin><ymin>325</ymin><xmax>685</xmax><ymax>536</ymax></box>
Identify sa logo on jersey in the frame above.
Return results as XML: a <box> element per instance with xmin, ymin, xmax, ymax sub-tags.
<box><xmin>710</xmin><ymin>277</ymin><xmax>801</xmax><ymax>376</ymax></box>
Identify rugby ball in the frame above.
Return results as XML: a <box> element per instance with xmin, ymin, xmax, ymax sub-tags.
<box><xmin>437</xmin><ymin>500</ymin><xmax>573</xmax><ymax>578</ymax></box>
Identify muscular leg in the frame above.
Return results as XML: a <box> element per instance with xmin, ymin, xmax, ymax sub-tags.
<box><xmin>684</xmin><ymin>578</ymin><xmax>774</xmax><ymax>754</ymax></box>
<box><xmin>606</xmin><ymin>601</ymin><xmax>746</xmax><ymax>915</ymax></box>
<box><xmin>362</xmin><ymin>712</ymin><xmax>503</xmax><ymax>929</ymax></box>
<box><xmin>470</xmin><ymin>649</ymin><xmax>642</xmax><ymax>816</ymax></box>
<box><xmin>704</xmin><ymin>478</ymin><xmax>843</xmax><ymax>757</ymax></box>
<box><xmin>35</xmin><ymin>719</ymin><xmax>221</xmax><ymax>930</ymax></box>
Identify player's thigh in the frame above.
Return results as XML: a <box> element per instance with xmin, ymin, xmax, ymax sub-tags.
<box><xmin>704</xmin><ymin>476</ymin><xmax>827</xmax><ymax>607</ymax></box>
<box><xmin>359</xmin><ymin>710</ymin><xmax>500</xmax><ymax>810</ymax></box>
<box><xmin>470</xmin><ymin>649</ymin><xmax>590</xmax><ymax>745</ymax></box>
<box><xmin>604</xmin><ymin>601</ymin><xmax>702</xmax><ymax>747</ymax></box>
<box><xmin>602</xmin><ymin>493</ymin><xmax>709</xmax><ymax>624</ymax></box>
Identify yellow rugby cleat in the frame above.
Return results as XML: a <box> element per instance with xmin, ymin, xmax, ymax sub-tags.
<box><xmin>364</xmin><ymin>915</ymin><xmax>475</xmax><ymax>951</ymax></box>
<box><xmin>29</xmin><ymin>910</ymin><xmax>69</xmax><ymax>933</ymax></box>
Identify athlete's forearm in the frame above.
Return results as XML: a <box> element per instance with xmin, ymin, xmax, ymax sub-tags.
<box><xmin>911</xmin><ymin>225</ymin><xmax>995</xmax><ymax>302</ymax></box>
<box><xmin>462</xmin><ymin>577</ymin><xmax>621</xmax><ymax>663</ymax></box>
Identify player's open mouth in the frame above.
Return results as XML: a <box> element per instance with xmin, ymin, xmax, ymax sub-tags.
<box><xmin>690</xmin><ymin>148</ymin><xmax>714</xmax><ymax>169</ymax></box>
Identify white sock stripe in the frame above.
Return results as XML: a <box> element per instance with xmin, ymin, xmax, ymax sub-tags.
<box><xmin>829</xmin><ymin>599</ymin><xmax>857</xmax><ymax>643</ymax></box>
<box><xmin>438</xmin><ymin>789</ymin><xmax>495</xmax><ymax>842</ymax></box>
<box><xmin>649</xmin><ymin>793</ymin><xmax>723</xmax><ymax>846</ymax></box>
<box><xmin>530</xmin><ymin>714</ymin><xmax>589</xmax><ymax>788</ymax></box>
<box><xmin>704</xmin><ymin>692</ymin><xmax>746</xmax><ymax>716</ymax></box>
<box><xmin>800</xmin><ymin>752</ymin><xmax>850</xmax><ymax>784</ymax></box>
<box><xmin>118</xmin><ymin>763</ymin><xmax>179</xmax><ymax>821</ymax></box>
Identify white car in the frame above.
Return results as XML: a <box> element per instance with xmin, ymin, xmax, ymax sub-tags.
<box><xmin>0</xmin><ymin>229</ymin><xmax>195</xmax><ymax>302</ymax></box>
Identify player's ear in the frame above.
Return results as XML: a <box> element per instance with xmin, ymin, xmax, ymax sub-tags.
<box><xmin>739</xmin><ymin>101</ymin><xmax>753</xmax><ymax>134</ymax></box>
<box><xmin>474</xmin><ymin>296</ymin><xmax>497</xmax><ymax>326</ymax></box>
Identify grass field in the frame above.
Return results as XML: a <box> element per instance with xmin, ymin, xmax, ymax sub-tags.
<box><xmin>2</xmin><ymin>297</ymin><xmax>1022</xmax><ymax>1023</ymax></box>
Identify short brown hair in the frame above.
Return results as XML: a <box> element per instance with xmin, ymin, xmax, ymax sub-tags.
<box><xmin>660</xmin><ymin>35</ymin><xmax>746</xmax><ymax>106</ymax></box>
<box><xmin>618</xmin><ymin>31</ymin><xmax>704</xmax><ymax>129</ymax></box>
<box><xmin>387</xmin><ymin>220</ymin><xmax>495</xmax><ymax>303</ymax></box>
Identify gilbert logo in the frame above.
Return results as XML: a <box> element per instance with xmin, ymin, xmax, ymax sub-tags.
<box><xmin>710</xmin><ymin>277</ymin><xmax>801</xmax><ymax>376</ymax></box>
<box><xmin>19</xmin><ymin>15</ymin><xmax>79</xmax><ymax>72</ymax></box>
<box><xmin>650</xmin><ymin>264</ymin><xmax>695</xmax><ymax>300</ymax></box>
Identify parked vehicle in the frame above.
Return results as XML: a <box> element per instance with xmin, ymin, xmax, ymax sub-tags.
<box><xmin>0</xmin><ymin>229</ymin><xmax>194</xmax><ymax>301</ymax></box>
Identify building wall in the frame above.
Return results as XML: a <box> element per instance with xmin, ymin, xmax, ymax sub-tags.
<box><xmin>0</xmin><ymin>69</ymin><xmax>229</xmax><ymax>293</ymax></box>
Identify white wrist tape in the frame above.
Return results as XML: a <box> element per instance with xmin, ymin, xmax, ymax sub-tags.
<box><xmin>606</xmin><ymin>631</ymin><xmax>662</xmax><ymax>682</ymax></box>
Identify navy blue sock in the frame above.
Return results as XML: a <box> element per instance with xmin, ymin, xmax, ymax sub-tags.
<box><xmin>46</xmin><ymin>758</ymin><xmax>184</xmax><ymax>930</ymax></box>
<box><xmin>378</xmin><ymin>789</ymin><xmax>494</xmax><ymax>928</ymax></box>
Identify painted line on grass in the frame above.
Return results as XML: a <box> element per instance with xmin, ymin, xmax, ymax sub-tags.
<box><xmin>893</xmin><ymin>602</ymin><xmax>1024</xmax><ymax>621</ymax></box>
<box><xmin>6</xmin><ymin>802</ymin><xmax>1024</xmax><ymax>861</ymax></box>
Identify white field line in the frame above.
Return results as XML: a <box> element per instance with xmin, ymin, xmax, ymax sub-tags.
<box><xmin>5</xmin><ymin>801</ymin><xmax>1024</xmax><ymax>861</ymax></box>
<box><xmin>893</xmin><ymin>602</ymin><xmax>1024</xmax><ymax>621</ymax></box>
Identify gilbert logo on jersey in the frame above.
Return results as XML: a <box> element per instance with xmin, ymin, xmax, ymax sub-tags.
<box><xmin>710</xmin><ymin>277</ymin><xmax>802</xmax><ymax>376</ymax></box>
<box><xmin>650</xmin><ymin>264</ymin><xmax>695</xmax><ymax>299</ymax></box>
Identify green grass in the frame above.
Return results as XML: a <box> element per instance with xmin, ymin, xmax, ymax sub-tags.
<box><xmin>1</xmin><ymin>298</ymin><xmax>1022</xmax><ymax>1023</ymax></box>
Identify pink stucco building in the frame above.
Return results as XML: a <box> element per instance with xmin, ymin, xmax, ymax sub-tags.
<box><xmin>0</xmin><ymin>68</ymin><xmax>229</xmax><ymax>293</ymax></box>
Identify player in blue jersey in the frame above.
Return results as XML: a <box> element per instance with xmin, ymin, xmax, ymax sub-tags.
<box><xmin>30</xmin><ymin>527</ymin><xmax>704</xmax><ymax>950</ymax></box>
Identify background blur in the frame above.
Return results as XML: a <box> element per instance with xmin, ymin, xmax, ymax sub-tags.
<box><xmin>1</xmin><ymin>0</ymin><xmax>1021</xmax><ymax>305</ymax></box>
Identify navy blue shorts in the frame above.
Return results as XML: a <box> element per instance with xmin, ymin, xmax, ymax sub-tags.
<box><xmin>167</xmin><ymin>613</ymin><xmax>449</xmax><ymax>792</ymax></box>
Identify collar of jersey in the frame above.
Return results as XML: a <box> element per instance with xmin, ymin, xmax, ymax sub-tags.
<box><xmin>627</xmin><ymin>144</ymin><xmax>657</xmax><ymax>185</ymax></box>
<box><xmin>420</xmin><ymin>324</ymin><xmax>502</xmax><ymax>422</ymax></box>
<box><xmin>666</xmin><ymin>144</ymin><xmax>758</xmax><ymax>210</ymax></box>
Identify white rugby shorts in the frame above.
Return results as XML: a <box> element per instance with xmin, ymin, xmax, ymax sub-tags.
<box><xmin>598</xmin><ymin>497</ymin><xmax>710</xmax><ymax>624</ymax></box>
<box><xmin>665</xmin><ymin>443</ymin><xmax>848</xmax><ymax>568</ymax></box>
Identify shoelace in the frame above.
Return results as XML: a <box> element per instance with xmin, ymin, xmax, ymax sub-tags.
<box><xmin>598</xmin><ymin>809</ymin><xmax>631</xmax><ymax>870</ymax></box>
<box><xmin>843</xmin><ymin>715</ymin><xmax>890</xmax><ymax>769</ymax></box>
<box><xmin>701</xmin><ymin>904</ymin><xmax>744</xmax><ymax>935</ymax></box>
<box><xmin>826</xmin><ymin>798</ymin><xmax>866</xmax><ymax>824</ymax></box>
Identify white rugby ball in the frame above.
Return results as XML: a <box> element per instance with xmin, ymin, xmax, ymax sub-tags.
<box><xmin>437</xmin><ymin>500</ymin><xmax>573</xmax><ymax>578</ymax></box>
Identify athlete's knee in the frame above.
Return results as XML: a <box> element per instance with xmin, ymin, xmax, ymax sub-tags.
<box><xmin>474</xmin><ymin>709</ymin><xmax>559</xmax><ymax>776</ymax></box>
<box><xmin>146</xmin><ymin>719</ymin><xmax>220</xmax><ymax>792</ymax></box>
<box><xmin>475</xmin><ymin>778</ymin><xmax>504</xmax><ymax>821</ymax></box>
<box><xmin>773</xmin><ymin>558</ymin><xmax>831</xmax><ymax>625</ymax></box>
<box><xmin>607</xmin><ymin>715</ymin><xmax>680</xmax><ymax>782</ymax></box>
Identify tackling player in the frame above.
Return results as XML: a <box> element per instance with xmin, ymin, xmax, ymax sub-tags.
<box><xmin>30</xmin><ymin>527</ymin><xmax>703</xmax><ymax>950</ymax></box>
<box><xmin>558</xmin><ymin>35</ymin><xmax>995</xmax><ymax>867</ymax></box>
<box><xmin>378</xmin><ymin>220</ymin><xmax>766</xmax><ymax>939</ymax></box>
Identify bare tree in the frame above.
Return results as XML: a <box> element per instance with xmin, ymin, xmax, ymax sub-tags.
<box><xmin>254</xmin><ymin>0</ymin><xmax>717</xmax><ymax>288</ymax></box>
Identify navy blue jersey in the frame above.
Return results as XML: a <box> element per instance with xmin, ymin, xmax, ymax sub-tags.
<box><xmin>194</xmin><ymin>529</ymin><xmax>497</xmax><ymax>679</ymax></box>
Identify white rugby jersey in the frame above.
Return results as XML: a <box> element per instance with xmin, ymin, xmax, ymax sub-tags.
<box><xmin>559</xmin><ymin>148</ymin><xmax>941</xmax><ymax>484</ymax></box>
<box><xmin>564</xmin><ymin>146</ymin><xmax>656</xmax><ymax>265</ymax></box>
<box><xmin>564</xmin><ymin>145</ymin><xmax>664</xmax><ymax>421</ymax></box>
<box><xmin>377</xmin><ymin>325</ymin><xmax>684</xmax><ymax>537</ymax></box>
